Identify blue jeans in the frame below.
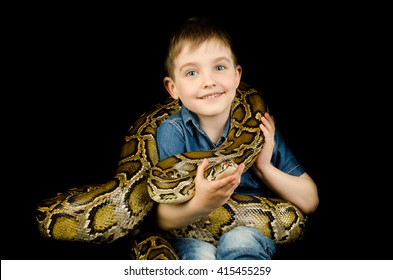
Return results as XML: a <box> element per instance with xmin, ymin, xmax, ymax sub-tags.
<box><xmin>170</xmin><ymin>226</ymin><xmax>277</xmax><ymax>260</ymax></box>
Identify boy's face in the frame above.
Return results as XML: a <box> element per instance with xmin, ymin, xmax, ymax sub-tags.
<box><xmin>165</xmin><ymin>39</ymin><xmax>242</xmax><ymax>119</ymax></box>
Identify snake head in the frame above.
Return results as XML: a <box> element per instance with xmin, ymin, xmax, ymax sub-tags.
<box><xmin>206</xmin><ymin>160</ymin><xmax>238</xmax><ymax>181</ymax></box>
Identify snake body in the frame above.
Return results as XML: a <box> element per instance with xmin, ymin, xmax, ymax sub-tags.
<box><xmin>36</xmin><ymin>82</ymin><xmax>306</xmax><ymax>258</ymax></box>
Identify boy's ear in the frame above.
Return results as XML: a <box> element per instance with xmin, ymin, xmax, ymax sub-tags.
<box><xmin>163</xmin><ymin>77</ymin><xmax>178</xmax><ymax>99</ymax></box>
<box><xmin>235</xmin><ymin>65</ymin><xmax>242</xmax><ymax>88</ymax></box>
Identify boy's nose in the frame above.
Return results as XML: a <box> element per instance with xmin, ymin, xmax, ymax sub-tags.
<box><xmin>202</xmin><ymin>73</ymin><xmax>215</xmax><ymax>88</ymax></box>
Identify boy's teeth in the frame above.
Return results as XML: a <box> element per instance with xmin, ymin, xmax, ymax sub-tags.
<box><xmin>203</xmin><ymin>93</ymin><xmax>220</xmax><ymax>99</ymax></box>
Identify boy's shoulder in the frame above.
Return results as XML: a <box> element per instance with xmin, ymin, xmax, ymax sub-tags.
<box><xmin>157</xmin><ymin>109</ymin><xmax>184</xmax><ymax>133</ymax></box>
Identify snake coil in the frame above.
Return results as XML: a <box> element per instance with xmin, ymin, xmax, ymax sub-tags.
<box><xmin>36</xmin><ymin>82</ymin><xmax>306</xmax><ymax>259</ymax></box>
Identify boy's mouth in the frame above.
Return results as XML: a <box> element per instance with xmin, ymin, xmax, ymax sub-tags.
<box><xmin>199</xmin><ymin>92</ymin><xmax>223</xmax><ymax>100</ymax></box>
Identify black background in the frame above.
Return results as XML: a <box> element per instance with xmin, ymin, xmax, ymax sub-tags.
<box><xmin>4</xmin><ymin>4</ymin><xmax>389</xmax><ymax>260</ymax></box>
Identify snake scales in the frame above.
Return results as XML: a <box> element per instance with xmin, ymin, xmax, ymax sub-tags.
<box><xmin>36</xmin><ymin>82</ymin><xmax>306</xmax><ymax>259</ymax></box>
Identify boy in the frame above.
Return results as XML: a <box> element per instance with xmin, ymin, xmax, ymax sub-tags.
<box><xmin>155</xmin><ymin>16</ymin><xmax>319</xmax><ymax>260</ymax></box>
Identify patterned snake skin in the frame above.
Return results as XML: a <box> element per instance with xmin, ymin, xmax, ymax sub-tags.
<box><xmin>36</xmin><ymin>82</ymin><xmax>306</xmax><ymax>259</ymax></box>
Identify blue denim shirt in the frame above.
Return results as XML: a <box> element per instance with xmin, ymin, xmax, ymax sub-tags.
<box><xmin>156</xmin><ymin>105</ymin><xmax>305</xmax><ymax>196</ymax></box>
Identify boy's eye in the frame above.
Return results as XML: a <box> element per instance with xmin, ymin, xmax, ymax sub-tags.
<box><xmin>216</xmin><ymin>65</ymin><xmax>226</xmax><ymax>71</ymax></box>
<box><xmin>186</xmin><ymin>70</ymin><xmax>197</xmax><ymax>77</ymax></box>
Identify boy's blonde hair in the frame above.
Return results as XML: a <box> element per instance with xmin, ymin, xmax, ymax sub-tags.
<box><xmin>165</xmin><ymin>16</ymin><xmax>238</xmax><ymax>79</ymax></box>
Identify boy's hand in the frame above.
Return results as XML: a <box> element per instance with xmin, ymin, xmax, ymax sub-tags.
<box><xmin>254</xmin><ymin>112</ymin><xmax>275</xmax><ymax>172</ymax></box>
<box><xmin>193</xmin><ymin>158</ymin><xmax>244</xmax><ymax>213</ymax></box>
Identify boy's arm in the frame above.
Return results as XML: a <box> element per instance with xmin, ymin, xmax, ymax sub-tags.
<box><xmin>253</xmin><ymin>165</ymin><xmax>319</xmax><ymax>215</ymax></box>
<box><xmin>253</xmin><ymin>113</ymin><xmax>319</xmax><ymax>214</ymax></box>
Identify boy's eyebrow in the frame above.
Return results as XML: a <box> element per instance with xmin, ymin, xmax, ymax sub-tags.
<box><xmin>179</xmin><ymin>56</ymin><xmax>232</xmax><ymax>72</ymax></box>
<box><xmin>179</xmin><ymin>62</ymin><xmax>197</xmax><ymax>72</ymax></box>
<box><xmin>213</xmin><ymin>56</ymin><xmax>232</xmax><ymax>64</ymax></box>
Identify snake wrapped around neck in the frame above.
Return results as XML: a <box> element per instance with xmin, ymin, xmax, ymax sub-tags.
<box><xmin>35</xmin><ymin>82</ymin><xmax>306</xmax><ymax>258</ymax></box>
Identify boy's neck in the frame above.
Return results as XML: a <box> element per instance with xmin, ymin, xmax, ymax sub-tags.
<box><xmin>198</xmin><ymin>112</ymin><xmax>230</xmax><ymax>145</ymax></box>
